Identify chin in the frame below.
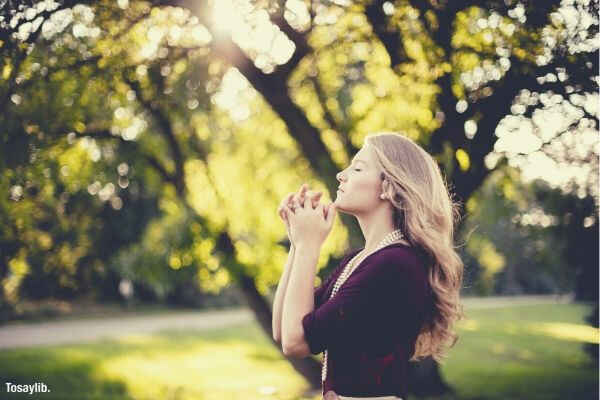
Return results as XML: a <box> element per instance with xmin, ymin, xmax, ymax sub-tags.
<box><xmin>333</xmin><ymin>202</ymin><xmax>346</xmax><ymax>213</ymax></box>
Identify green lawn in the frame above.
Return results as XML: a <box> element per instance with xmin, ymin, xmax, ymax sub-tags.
<box><xmin>0</xmin><ymin>302</ymin><xmax>597</xmax><ymax>400</ymax></box>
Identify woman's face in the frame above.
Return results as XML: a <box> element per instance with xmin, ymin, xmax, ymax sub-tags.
<box><xmin>334</xmin><ymin>144</ymin><xmax>383</xmax><ymax>215</ymax></box>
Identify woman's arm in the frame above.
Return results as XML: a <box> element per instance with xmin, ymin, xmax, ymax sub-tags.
<box><xmin>272</xmin><ymin>244</ymin><xmax>296</xmax><ymax>343</ymax></box>
<box><xmin>281</xmin><ymin>242</ymin><xmax>321</xmax><ymax>358</ymax></box>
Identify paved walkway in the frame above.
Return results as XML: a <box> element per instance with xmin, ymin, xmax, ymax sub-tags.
<box><xmin>0</xmin><ymin>308</ymin><xmax>253</xmax><ymax>349</ymax></box>
<box><xmin>461</xmin><ymin>293</ymin><xmax>574</xmax><ymax>309</ymax></box>
<box><xmin>0</xmin><ymin>295</ymin><xmax>575</xmax><ymax>349</ymax></box>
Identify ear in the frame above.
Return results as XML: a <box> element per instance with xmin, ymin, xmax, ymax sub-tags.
<box><xmin>380</xmin><ymin>176</ymin><xmax>389</xmax><ymax>195</ymax></box>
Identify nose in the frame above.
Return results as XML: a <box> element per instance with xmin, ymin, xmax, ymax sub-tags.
<box><xmin>336</xmin><ymin>171</ymin><xmax>345</xmax><ymax>183</ymax></box>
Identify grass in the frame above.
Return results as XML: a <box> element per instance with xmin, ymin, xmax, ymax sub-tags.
<box><xmin>433</xmin><ymin>302</ymin><xmax>598</xmax><ymax>400</ymax></box>
<box><xmin>0</xmin><ymin>302</ymin><xmax>597</xmax><ymax>400</ymax></box>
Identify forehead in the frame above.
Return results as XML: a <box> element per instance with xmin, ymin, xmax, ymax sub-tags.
<box><xmin>351</xmin><ymin>146</ymin><xmax>374</xmax><ymax>163</ymax></box>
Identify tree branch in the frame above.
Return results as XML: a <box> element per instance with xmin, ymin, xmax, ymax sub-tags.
<box><xmin>78</xmin><ymin>129</ymin><xmax>176</xmax><ymax>185</ymax></box>
<box><xmin>364</xmin><ymin>0</ymin><xmax>411</xmax><ymax>68</ymax></box>
<box><xmin>159</xmin><ymin>0</ymin><xmax>343</xmax><ymax>198</ymax></box>
<box><xmin>123</xmin><ymin>75</ymin><xmax>186</xmax><ymax>197</ymax></box>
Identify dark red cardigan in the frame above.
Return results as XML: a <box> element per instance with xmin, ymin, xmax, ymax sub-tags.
<box><xmin>301</xmin><ymin>243</ymin><xmax>432</xmax><ymax>398</ymax></box>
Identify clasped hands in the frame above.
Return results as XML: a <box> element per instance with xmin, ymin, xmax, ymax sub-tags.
<box><xmin>277</xmin><ymin>183</ymin><xmax>337</xmax><ymax>250</ymax></box>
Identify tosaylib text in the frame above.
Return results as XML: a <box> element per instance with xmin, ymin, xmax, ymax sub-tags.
<box><xmin>5</xmin><ymin>382</ymin><xmax>51</xmax><ymax>394</ymax></box>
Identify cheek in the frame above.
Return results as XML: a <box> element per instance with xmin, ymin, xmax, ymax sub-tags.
<box><xmin>336</xmin><ymin>176</ymin><xmax>380</xmax><ymax>211</ymax></box>
<box><xmin>349</xmin><ymin>176</ymin><xmax>380</xmax><ymax>200</ymax></box>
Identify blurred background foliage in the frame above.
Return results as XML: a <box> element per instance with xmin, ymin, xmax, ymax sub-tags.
<box><xmin>0</xmin><ymin>0</ymin><xmax>598</xmax><ymax>394</ymax></box>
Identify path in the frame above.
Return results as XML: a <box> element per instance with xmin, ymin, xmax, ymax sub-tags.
<box><xmin>0</xmin><ymin>308</ymin><xmax>253</xmax><ymax>349</ymax></box>
<box><xmin>461</xmin><ymin>293</ymin><xmax>574</xmax><ymax>309</ymax></box>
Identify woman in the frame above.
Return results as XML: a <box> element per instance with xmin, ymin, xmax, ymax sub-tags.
<box><xmin>272</xmin><ymin>133</ymin><xmax>465</xmax><ymax>400</ymax></box>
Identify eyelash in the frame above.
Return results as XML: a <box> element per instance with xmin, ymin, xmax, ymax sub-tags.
<box><xmin>353</xmin><ymin>168</ymin><xmax>361</xmax><ymax>171</ymax></box>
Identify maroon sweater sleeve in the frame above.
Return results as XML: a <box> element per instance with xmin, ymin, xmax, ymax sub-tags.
<box><xmin>302</xmin><ymin>247</ymin><xmax>425</xmax><ymax>355</ymax></box>
<box><xmin>313</xmin><ymin>249</ymin><xmax>362</xmax><ymax>309</ymax></box>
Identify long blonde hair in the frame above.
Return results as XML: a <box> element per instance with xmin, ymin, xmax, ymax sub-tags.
<box><xmin>365</xmin><ymin>132</ymin><xmax>465</xmax><ymax>363</ymax></box>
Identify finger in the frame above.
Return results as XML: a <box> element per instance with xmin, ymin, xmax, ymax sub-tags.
<box><xmin>293</xmin><ymin>189</ymin><xmax>304</xmax><ymax>204</ymax></box>
<box><xmin>305</xmin><ymin>190</ymin><xmax>321</xmax><ymax>208</ymax></box>
<box><xmin>311</xmin><ymin>193</ymin><xmax>323</xmax><ymax>209</ymax></box>
<box><xmin>313</xmin><ymin>200</ymin><xmax>318</xmax><ymax>211</ymax></box>
<box><xmin>277</xmin><ymin>193</ymin><xmax>293</xmax><ymax>213</ymax></box>
<box><xmin>283</xmin><ymin>203</ymin><xmax>295</xmax><ymax>218</ymax></box>
<box><xmin>288</xmin><ymin>194</ymin><xmax>296</xmax><ymax>209</ymax></box>
<box><xmin>297</xmin><ymin>195</ymin><xmax>304</xmax><ymax>209</ymax></box>
<box><xmin>284</xmin><ymin>192</ymin><xmax>296</xmax><ymax>209</ymax></box>
<box><xmin>316</xmin><ymin>202</ymin><xmax>324</xmax><ymax>214</ymax></box>
<box><xmin>281</xmin><ymin>208</ymin><xmax>289</xmax><ymax>223</ymax></box>
<box><xmin>302</xmin><ymin>193</ymin><xmax>310</xmax><ymax>209</ymax></box>
<box><xmin>298</xmin><ymin>190</ymin><xmax>318</xmax><ymax>209</ymax></box>
<box><xmin>304</xmin><ymin>189</ymin><xmax>314</xmax><ymax>199</ymax></box>
<box><xmin>299</xmin><ymin>183</ymin><xmax>309</xmax><ymax>202</ymax></box>
<box><xmin>298</xmin><ymin>184</ymin><xmax>308</xmax><ymax>196</ymax></box>
<box><xmin>278</xmin><ymin>207</ymin><xmax>286</xmax><ymax>220</ymax></box>
<box><xmin>291</xmin><ymin>196</ymin><xmax>300</xmax><ymax>210</ymax></box>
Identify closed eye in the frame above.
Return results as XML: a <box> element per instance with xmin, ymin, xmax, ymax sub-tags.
<box><xmin>354</xmin><ymin>169</ymin><xmax>361</xmax><ymax>171</ymax></box>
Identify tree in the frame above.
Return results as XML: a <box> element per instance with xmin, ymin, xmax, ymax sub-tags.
<box><xmin>1</xmin><ymin>0</ymin><xmax>597</xmax><ymax>395</ymax></box>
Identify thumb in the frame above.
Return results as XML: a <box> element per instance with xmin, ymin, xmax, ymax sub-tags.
<box><xmin>326</xmin><ymin>203</ymin><xmax>337</xmax><ymax>224</ymax></box>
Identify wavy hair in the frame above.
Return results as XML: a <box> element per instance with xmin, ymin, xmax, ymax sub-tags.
<box><xmin>364</xmin><ymin>132</ymin><xmax>465</xmax><ymax>364</ymax></box>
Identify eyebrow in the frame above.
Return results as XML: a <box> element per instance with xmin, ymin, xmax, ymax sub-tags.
<box><xmin>351</xmin><ymin>159</ymin><xmax>366</xmax><ymax>165</ymax></box>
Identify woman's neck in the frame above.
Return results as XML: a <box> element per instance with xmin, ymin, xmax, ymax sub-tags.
<box><xmin>355</xmin><ymin>203</ymin><xmax>399</xmax><ymax>252</ymax></box>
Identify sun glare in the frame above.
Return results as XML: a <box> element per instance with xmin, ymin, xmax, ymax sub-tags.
<box><xmin>211</xmin><ymin>0</ymin><xmax>248</xmax><ymax>37</ymax></box>
<box><xmin>210</xmin><ymin>0</ymin><xmax>296</xmax><ymax>73</ymax></box>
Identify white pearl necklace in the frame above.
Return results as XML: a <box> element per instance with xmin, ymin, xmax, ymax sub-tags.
<box><xmin>321</xmin><ymin>229</ymin><xmax>405</xmax><ymax>383</ymax></box>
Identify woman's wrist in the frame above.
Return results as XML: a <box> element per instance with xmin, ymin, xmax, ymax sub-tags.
<box><xmin>295</xmin><ymin>241</ymin><xmax>322</xmax><ymax>254</ymax></box>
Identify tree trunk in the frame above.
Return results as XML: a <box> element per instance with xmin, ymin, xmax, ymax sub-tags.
<box><xmin>237</xmin><ymin>274</ymin><xmax>323</xmax><ymax>389</ymax></box>
<box><xmin>212</xmin><ymin>228</ymin><xmax>324</xmax><ymax>389</ymax></box>
<box><xmin>408</xmin><ymin>356</ymin><xmax>455</xmax><ymax>397</ymax></box>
